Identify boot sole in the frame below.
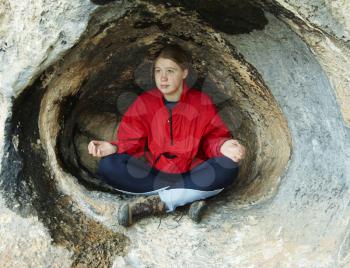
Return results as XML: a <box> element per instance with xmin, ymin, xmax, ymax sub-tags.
<box><xmin>118</xmin><ymin>203</ymin><xmax>131</xmax><ymax>227</ymax></box>
<box><xmin>188</xmin><ymin>200</ymin><xmax>207</xmax><ymax>223</ymax></box>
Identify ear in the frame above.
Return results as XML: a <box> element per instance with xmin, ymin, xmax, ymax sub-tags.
<box><xmin>182</xmin><ymin>68</ymin><xmax>189</xmax><ymax>79</ymax></box>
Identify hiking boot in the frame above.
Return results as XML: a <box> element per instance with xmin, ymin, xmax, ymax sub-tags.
<box><xmin>188</xmin><ymin>200</ymin><xmax>207</xmax><ymax>223</ymax></box>
<box><xmin>118</xmin><ymin>195</ymin><xmax>166</xmax><ymax>227</ymax></box>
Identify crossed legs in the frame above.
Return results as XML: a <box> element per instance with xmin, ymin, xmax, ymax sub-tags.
<box><xmin>97</xmin><ymin>153</ymin><xmax>239</xmax><ymax>212</ymax></box>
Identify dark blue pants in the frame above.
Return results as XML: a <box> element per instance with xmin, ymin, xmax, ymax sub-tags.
<box><xmin>98</xmin><ymin>153</ymin><xmax>239</xmax><ymax>211</ymax></box>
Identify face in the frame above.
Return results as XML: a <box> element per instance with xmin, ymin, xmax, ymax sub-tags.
<box><xmin>154</xmin><ymin>57</ymin><xmax>188</xmax><ymax>100</ymax></box>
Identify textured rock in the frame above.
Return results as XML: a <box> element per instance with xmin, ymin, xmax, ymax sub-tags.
<box><xmin>0</xmin><ymin>196</ymin><xmax>73</xmax><ymax>267</ymax></box>
<box><xmin>269</xmin><ymin>0</ymin><xmax>350</xmax><ymax>42</ymax></box>
<box><xmin>1</xmin><ymin>0</ymin><xmax>350</xmax><ymax>267</ymax></box>
<box><xmin>261</xmin><ymin>0</ymin><xmax>350</xmax><ymax>128</ymax></box>
<box><xmin>0</xmin><ymin>0</ymin><xmax>96</xmax><ymax>186</ymax></box>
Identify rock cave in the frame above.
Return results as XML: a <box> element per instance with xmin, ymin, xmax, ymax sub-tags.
<box><xmin>1</xmin><ymin>0</ymin><xmax>350</xmax><ymax>267</ymax></box>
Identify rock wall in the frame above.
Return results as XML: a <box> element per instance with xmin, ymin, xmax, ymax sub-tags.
<box><xmin>0</xmin><ymin>0</ymin><xmax>349</xmax><ymax>267</ymax></box>
<box><xmin>261</xmin><ymin>0</ymin><xmax>350</xmax><ymax>128</ymax></box>
<box><xmin>0</xmin><ymin>0</ymin><xmax>96</xmax><ymax>266</ymax></box>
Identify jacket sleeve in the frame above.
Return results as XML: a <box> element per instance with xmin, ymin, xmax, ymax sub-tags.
<box><xmin>109</xmin><ymin>95</ymin><xmax>148</xmax><ymax>158</ymax></box>
<box><xmin>200</xmin><ymin>95</ymin><xmax>233</xmax><ymax>158</ymax></box>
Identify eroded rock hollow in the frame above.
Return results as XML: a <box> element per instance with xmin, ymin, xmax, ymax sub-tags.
<box><xmin>1</xmin><ymin>0</ymin><xmax>350</xmax><ymax>267</ymax></box>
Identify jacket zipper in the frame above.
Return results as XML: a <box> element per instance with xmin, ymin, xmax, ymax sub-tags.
<box><xmin>153</xmin><ymin>109</ymin><xmax>173</xmax><ymax>166</ymax></box>
<box><xmin>169</xmin><ymin>109</ymin><xmax>173</xmax><ymax>145</ymax></box>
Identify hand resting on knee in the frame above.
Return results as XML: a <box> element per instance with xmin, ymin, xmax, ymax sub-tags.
<box><xmin>88</xmin><ymin>140</ymin><xmax>117</xmax><ymax>157</ymax></box>
<box><xmin>220</xmin><ymin>139</ymin><xmax>246</xmax><ymax>164</ymax></box>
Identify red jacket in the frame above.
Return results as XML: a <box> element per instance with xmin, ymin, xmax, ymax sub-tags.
<box><xmin>110</xmin><ymin>82</ymin><xmax>233</xmax><ymax>174</ymax></box>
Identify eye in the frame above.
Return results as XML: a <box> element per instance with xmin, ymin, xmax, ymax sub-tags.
<box><xmin>167</xmin><ymin>69</ymin><xmax>174</xmax><ymax>74</ymax></box>
<box><xmin>154</xmin><ymin>69</ymin><xmax>161</xmax><ymax>73</ymax></box>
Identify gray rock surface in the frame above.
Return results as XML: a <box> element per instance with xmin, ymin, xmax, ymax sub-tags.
<box><xmin>0</xmin><ymin>0</ymin><xmax>96</xmax><ymax>97</ymax></box>
<box><xmin>272</xmin><ymin>0</ymin><xmax>350</xmax><ymax>42</ymax></box>
<box><xmin>0</xmin><ymin>0</ymin><xmax>96</xmax><ymax>265</ymax></box>
<box><xmin>0</xmin><ymin>196</ymin><xmax>72</xmax><ymax>267</ymax></box>
<box><xmin>263</xmin><ymin>0</ymin><xmax>350</xmax><ymax>127</ymax></box>
<box><xmin>1</xmin><ymin>0</ymin><xmax>350</xmax><ymax>267</ymax></box>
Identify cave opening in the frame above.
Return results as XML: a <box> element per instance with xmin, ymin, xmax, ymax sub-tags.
<box><xmin>40</xmin><ymin>1</ymin><xmax>291</xmax><ymax>207</ymax></box>
<box><xmin>3</xmin><ymin>1</ymin><xmax>292</xmax><ymax>222</ymax></box>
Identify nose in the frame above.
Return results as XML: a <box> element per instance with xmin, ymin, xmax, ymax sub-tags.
<box><xmin>160</xmin><ymin>72</ymin><xmax>168</xmax><ymax>81</ymax></box>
